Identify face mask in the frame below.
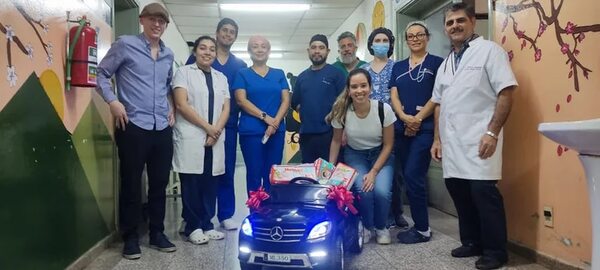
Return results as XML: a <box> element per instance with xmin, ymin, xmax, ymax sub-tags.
<box><xmin>372</xmin><ymin>43</ymin><xmax>390</xmax><ymax>57</ymax></box>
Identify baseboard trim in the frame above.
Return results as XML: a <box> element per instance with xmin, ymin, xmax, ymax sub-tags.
<box><xmin>508</xmin><ymin>241</ymin><xmax>589</xmax><ymax>270</ymax></box>
<box><xmin>66</xmin><ymin>232</ymin><xmax>119</xmax><ymax>270</ymax></box>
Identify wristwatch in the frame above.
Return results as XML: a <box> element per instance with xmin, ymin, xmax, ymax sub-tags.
<box><xmin>260</xmin><ymin>112</ymin><xmax>267</xmax><ymax>120</ymax></box>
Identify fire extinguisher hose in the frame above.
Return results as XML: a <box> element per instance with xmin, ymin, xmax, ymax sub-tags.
<box><xmin>66</xmin><ymin>18</ymin><xmax>87</xmax><ymax>91</ymax></box>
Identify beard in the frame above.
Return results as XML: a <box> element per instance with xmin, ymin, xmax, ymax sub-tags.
<box><xmin>340</xmin><ymin>54</ymin><xmax>355</xmax><ymax>64</ymax></box>
<box><xmin>310</xmin><ymin>55</ymin><xmax>327</xmax><ymax>66</ymax></box>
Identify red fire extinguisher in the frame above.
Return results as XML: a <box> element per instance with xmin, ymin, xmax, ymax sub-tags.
<box><xmin>67</xmin><ymin>16</ymin><xmax>97</xmax><ymax>90</ymax></box>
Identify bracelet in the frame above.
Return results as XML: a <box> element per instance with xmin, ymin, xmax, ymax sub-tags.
<box><xmin>485</xmin><ymin>130</ymin><xmax>498</xmax><ymax>140</ymax></box>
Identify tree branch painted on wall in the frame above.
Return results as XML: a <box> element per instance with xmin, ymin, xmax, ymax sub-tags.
<box><xmin>1</xmin><ymin>1</ymin><xmax>53</xmax><ymax>87</ymax></box>
<box><xmin>496</xmin><ymin>0</ymin><xmax>600</xmax><ymax>156</ymax></box>
<box><xmin>496</xmin><ymin>0</ymin><xmax>600</xmax><ymax>92</ymax></box>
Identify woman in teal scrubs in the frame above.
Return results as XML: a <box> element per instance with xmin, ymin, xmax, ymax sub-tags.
<box><xmin>389</xmin><ymin>21</ymin><xmax>444</xmax><ymax>244</ymax></box>
<box><xmin>233</xmin><ymin>36</ymin><xmax>290</xmax><ymax>193</ymax></box>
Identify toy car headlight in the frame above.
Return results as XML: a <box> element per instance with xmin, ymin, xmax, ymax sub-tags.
<box><xmin>307</xmin><ymin>221</ymin><xmax>331</xmax><ymax>240</ymax></box>
<box><xmin>241</xmin><ymin>218</ymin><xmax>253</xmax><ymax>236</ymax></box>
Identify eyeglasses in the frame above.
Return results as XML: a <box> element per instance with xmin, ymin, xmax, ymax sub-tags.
<box><xmin>147</xmin><ymin>16</ymin><xmax>167</xmax><ymax>26</ymax></box>
<box><xmin>406</xmin><ymin>33</ymin><xmax>427</xmax><ymax>41</ymax></box>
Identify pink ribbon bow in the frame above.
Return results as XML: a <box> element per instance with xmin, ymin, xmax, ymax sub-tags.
<box><xmin>327</xmin><ymin>185</ymin><xmax>358</xmax><ymax>217</ymax></box>
<box><xmin>246</xmin><ymin>186</ymin><xmax>270</xmax><ymax>210</ymax></box>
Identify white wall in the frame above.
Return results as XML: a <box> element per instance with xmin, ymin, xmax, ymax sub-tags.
<box><xmin>329</xmin><ymin>0</ymin><xmax>395</xmax><ymax>63</ymax></box>
<box><xmin>135</xmin><ymin>0</ymin><xmax>190</xmax><ymax>67</ymax></box>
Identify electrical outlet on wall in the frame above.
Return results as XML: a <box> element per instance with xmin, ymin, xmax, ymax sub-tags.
<box><xmin>543</xmin><ymin>206</ymin><xmax>554</xmax><ymax>228</ymax></box>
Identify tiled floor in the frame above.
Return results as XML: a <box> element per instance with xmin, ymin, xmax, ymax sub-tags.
<box><xmin>86</xmin><ymin>164</ymin><xmax>549</xmax><ymax>270</ymax></box>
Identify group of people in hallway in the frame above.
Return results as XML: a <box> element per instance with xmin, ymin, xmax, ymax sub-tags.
<box><xmin>96</xmin><ymin>2</ymin><xmax>517</xmax><ymax>270</ymax></box>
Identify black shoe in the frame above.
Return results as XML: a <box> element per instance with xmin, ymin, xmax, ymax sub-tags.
<box><xmin>122</xmin><ymin>238</ymin><xmax>141</xmax><ymax>260</ymax></box>
<box><xmin>149</xmin><ymin>232</ymin><xmax>177</xmax><ymax>253</ymax></box>
<box><xmin>451</xmin><ymin>244</ymin><xmax>482</xmax><ymax>258</ymax></box>
<box><xmin>475</xmin><ymin>256</ymin><xmax>507</xmax><ymax>270</ymax></box>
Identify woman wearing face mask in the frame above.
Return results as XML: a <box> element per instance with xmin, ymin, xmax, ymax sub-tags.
<box><xmin>233</xmin><ymin>36</ymin><xmax>290</xmax><ymax>194</ymax></box>
<box><xmin>389</xmin><ymin>21</ymin><xmax>444</xmax><ymax>244</ymax></box>
<box><xmin>172</xmin><ymin>36</ymin><xmax>230</xmax><ymax>244</ymax></box>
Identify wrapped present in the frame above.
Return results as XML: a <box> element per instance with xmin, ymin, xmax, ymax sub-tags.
<box><xmin>314</xmin><ymin>158</ymin><xmax>335</xmax><ymax>181</ymax></box>
<box><xmin>327</xmin><ymin>162</ymin><xmax>358</xmax><ymax>188</ymax></box>
<box><xmin>270</xmin><ymin>164</ymin><xmax>317</xmax><ymax>184</ymax></box>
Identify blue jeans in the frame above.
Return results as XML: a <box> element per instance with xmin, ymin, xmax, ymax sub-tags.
<box><xmin>344</xmin><ymin>146</ymin><xmax>394</xmax><ymax>230</ymax></box>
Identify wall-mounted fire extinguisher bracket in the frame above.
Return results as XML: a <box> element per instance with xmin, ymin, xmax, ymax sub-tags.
<box><xmin>66</xmin><ymin>14</ymin><xmax>97</xmax><ymax>91</ymax></box>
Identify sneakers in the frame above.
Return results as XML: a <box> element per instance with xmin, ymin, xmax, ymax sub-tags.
<box><xmin>205</xmin><ymin>229</ymin><xmax>225</xmax><ymax>240</ymax></box>
<box><xmin>122</xmin><ymin>238</ymin><xmax>141</xmax><ymax>260</ymax></box>
<box><xmin>149</xmin><ymin>232</ymin><xmax>177</xmax><ymax>252</ymax></box>
<box><xmin>395</xmin><ymin>215</ymin><xmax>410</xmax><ymax>230</ymax></box>
<box><xmin>375</xmin><ymin>228</ymin><xmax>391</xmax><ymax>245</ymax></box>
<box><xmin>475</xmin><ymin>256</ymin><xmax>507</xmax><ymax>270</ymax></box>
<box><xmin>451</xmin><ymin>244</ymin><xmax>483</xmax><ymax>258</ymax></box>
<box><xmin>188</xmin><ymin>229</ymin><xmax>209</xmax><ymax>245</ymax></box>
<box><xmin>397</xmin><ymin>227</ymin><xmax>431</xmax><ymax>244</ymax></box>
<box><xmin>220</xmin><ymin>219</ymin><xmax>238</xmax><ymax>231</ymax></box>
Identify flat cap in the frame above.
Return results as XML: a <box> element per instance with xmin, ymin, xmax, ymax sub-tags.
<box><xmin>139</xmin><ymin>3</ymin><xmax>169</xmax><ymax>23</ymax></box>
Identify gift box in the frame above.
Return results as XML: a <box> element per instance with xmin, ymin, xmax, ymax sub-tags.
<box><xmin>269</xmin><ymin>164</ymin><xmax>317</xmax><ymax>184</ymax></box>
<box><xmin>314</xmin><ymin>158</ymin><xmax>335</xmax><ymax>183</ymax></box>
<box><xmin>327</xmin><ymin>162</ymin><xmax>358</xmax><ymax>188</ymax></box>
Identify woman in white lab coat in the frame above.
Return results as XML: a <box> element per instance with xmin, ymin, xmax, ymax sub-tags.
<box><xmin>172</xmin><ymin>36</ymin><xmax>230</xmax><ymax>245</ymax></box>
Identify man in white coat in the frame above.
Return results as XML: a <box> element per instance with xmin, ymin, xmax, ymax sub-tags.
<box><xmin>430</xmin><ymin>3</ymin><xmax>517</xmax><ymax>270</ymax></box>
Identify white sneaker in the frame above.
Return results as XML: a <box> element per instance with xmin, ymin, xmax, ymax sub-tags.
<box><xmin>188</xmin><ymin>229</ymin><xmax>209</xmax><ymax>245</ymax></box>
<box><xmin>220</xmin><ymin>219</ymin><xmax>238</xmax><ymax>231</ymax></box>
<box><xmin>178</xmin><ymin>220</ymin><xmax>186</xmax><ymax>234</ymax></box>
<box><xmin>205</xmin><ymin>229</ymin><xmax>225</xmax><ymax>240</ymax></box>
<box><xmin>376</xmin><ymin>228</ymin><xmax>391</xmax><ymax>245</ymax></box>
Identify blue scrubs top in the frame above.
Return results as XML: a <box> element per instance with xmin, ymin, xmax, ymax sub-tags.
<box><xmin>186</xmin><ymin>53</ymin><xmax>248</xmax><ymax>128</ymax></box>
<box><xmin>291</xmin><ymin>64</ymin><xmax>345</xmax><ymax>134</ymax></box>
<box><xmin>388</xmin><ymin>54</ymin><xmax>444</xmax><ymax>132</ymax></box>
<box><xmin>232</xmin><ymin>67</ymin><xmax>290</xmax><ymax>135</ymax></box>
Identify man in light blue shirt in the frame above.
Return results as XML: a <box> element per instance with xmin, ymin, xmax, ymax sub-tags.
<box><xmin>96</xmin><ymin>3</ymin><xmax>176</xmax><ymax>260</ymax></box>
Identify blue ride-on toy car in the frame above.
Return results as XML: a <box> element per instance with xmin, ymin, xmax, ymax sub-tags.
<box><xmin>238</xmin><ymin>177</ymin><xmax>364</xmax><ymax>270</ymax></box>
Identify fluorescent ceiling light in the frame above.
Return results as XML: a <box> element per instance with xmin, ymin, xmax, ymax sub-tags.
<box><xmin>220</xmin><ymin>4</ymin><xmax>310</xmax><ymax>12</ymax></box>
<box><xmin>235</xmin><ymin>52</ymin><xmax>283</xmax><ymax>59</ymax></box>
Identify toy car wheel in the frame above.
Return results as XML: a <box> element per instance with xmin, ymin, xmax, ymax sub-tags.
<box><xmin>239</xmin><ymin>262</ymin><xmax>261</xmax><ymax>270</ymax></box>
<box><xmin>348</xmin><ymin>219</ymin><xmax>364</xmax><ymax>253</ymax></box>
<box><xmin>327</xmin><ymin>235</ymin><xmax>344</xmax><ymax>270</ymax></box>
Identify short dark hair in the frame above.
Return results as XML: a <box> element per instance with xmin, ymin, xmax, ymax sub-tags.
<box><xmin>347</xmin><ymin>68</ymin><xmax>372</xmax><ymax>89</ymax></box>
<box><xmin>192</xmin><ymin>35</ymin><xmax>217</xmax><ymax>52</ymax></box>
<box><xmin>444</xmin><ymin>2</ymin><xmax>476</xmax><ymax>22</ymax></box>
<box><xmin>367</xmin><ymin>27</ymin><xmax>395</xmax><ymax>57</ymax></box>
<box><xmin>216</xmin><ymin>18</ymin><xmax>239</xmax><ymax>38</ymax></box>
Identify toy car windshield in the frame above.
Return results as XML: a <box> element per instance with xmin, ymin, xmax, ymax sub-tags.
<box><xmin>268</xmin><ymin>177</ymin><xmax>329</xmax><ymax>205</ymax></box>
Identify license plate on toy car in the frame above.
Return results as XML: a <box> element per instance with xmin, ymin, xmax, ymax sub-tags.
<box><xmin>265</xmin><ymin>253</ymin><xmax>291</xmax><ymax>263</ymax></box>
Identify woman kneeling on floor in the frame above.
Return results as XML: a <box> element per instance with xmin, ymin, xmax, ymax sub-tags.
<box><xmin>172</xmin><ymin>35</ymin><xmax>229</xmax><ymax>244</ymax></box>
<box><xmin>327</xmin><ymin>69</ymin><xmax>396</xmax><ymax>245</ymax></box>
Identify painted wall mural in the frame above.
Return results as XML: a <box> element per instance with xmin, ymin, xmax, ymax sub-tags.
<box><xmin>494</xmin><ymin>0</ymin><xmax>600</xmax><ymax>267</ymax></box>
<box><xmin>0</xmin><ymin>0</ymin><xmax>115</xmax><ymax>269</ymax></box>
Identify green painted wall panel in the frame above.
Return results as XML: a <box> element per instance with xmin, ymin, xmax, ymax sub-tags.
<box><xmin>0</xmin><ymin>73</ymin><xmax>110</xmax><ymax>270</ymax></box>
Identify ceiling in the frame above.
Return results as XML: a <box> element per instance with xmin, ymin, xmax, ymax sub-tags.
<box><xmin>163</xmin><ymin>0</ymin><xmax>365</xmax><ymax>60</ymax></box>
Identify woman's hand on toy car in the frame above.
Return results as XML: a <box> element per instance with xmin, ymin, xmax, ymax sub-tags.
<box><xmin>362</xmin><ymin>171</ymin><xmax>376</xmax><ymax>192</ymax></box>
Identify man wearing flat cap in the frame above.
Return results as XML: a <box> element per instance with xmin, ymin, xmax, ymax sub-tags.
<box><xmin>96</xmin><ymin>2</ymin><xmax>176</xmax><ymax>260</ymax></box>
<box><xmin>291</xmin><ymin>34</ymin><xmax>345</xmax><ymax>163</ymax></box>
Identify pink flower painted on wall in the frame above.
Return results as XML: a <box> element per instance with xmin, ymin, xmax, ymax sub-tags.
<box><xmin>565</xmin><ymin>21</ymin><xmax>576</xmax><ymax>34</ymax></box>
<box><xmin>534</xmin><ymin>49</ymin><xmax>542</xmax><ymax>62</ymax></box>
<box><xmin>508</xmin><ymin>50</ymin><xmax>514</xmax><ymax>62</ymax></box>
<box><xmin>561</xmin><ymin>43</ymin><xmax>570</xmax><ymax>54</ymax></box>
<box><xmin>538</xmin><ymin>22</ymin><xmax>547</xmax><ymax>37</ymax></box>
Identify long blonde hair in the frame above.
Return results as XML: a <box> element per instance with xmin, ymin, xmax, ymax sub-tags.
<box><xmin>325</xmin><ymin>69</ymin><xmax>372</xmax><ymax>126</ymax></box>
